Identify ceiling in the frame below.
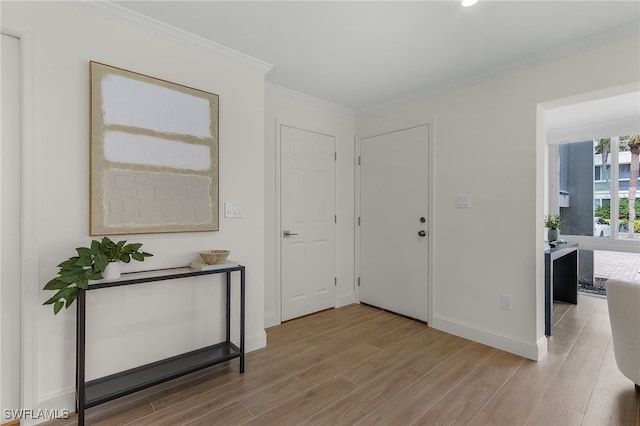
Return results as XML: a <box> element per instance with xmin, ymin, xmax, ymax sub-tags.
<box><xmin>111</xmin><ymin>1</ymin><xmax>640</xmax><ymax>112</ymax></box>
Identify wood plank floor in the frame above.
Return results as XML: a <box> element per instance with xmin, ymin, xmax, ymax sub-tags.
<box><xmin>43</xmin><ymin>295</ymin><xmax>639</xmax><ymax>425</ymax></box>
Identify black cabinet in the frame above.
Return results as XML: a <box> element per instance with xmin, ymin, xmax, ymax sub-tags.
<box><xmin>76</xmin><ymin>265</ymin><xmax>245</xmax><ymax>425</ymax></box>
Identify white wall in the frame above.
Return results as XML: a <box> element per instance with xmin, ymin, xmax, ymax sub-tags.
<box><xmin>357</xmin><ymin>36</ymin><xmax>640</xmax><ymax>360</ymax></box>
<box><xmin>1</xmin><ymin>32</ymin><xmax>23</xmax><ymax>419</ymax></box>
<box><xmin>264</xmin><ymin>87</ymin><xmax>356</xmax><ymax>328</ymax></box>
<box><xmin>2</xmin><ymin>1</ymin><xmax>267</xmax><ymax>415</ymax></box>
<box><xmin>4</xmin><ymin>1</ymin><xmax>639</xmax><ymax>417</ymax></box>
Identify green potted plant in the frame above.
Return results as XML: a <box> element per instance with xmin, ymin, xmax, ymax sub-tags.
<box><xmin>43</xmin><ymin>237</ymin><xmax>152</xmax><ymax>314</ymax></box>
<box><xmin>544</xmin><ymin>214</ymin><xmax>562</xmax><ymax>242</ymax></box>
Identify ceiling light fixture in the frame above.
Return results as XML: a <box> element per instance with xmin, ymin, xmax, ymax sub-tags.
<box><xmin>462</xmin><ymin>0</ymin><xmax>478</xmax><ymax>7</ymax></box>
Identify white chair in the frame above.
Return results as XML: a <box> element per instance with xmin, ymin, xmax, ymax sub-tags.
<box><xmin>606</xmin><ymin>279</ymin><xmax>640</xmax><ymax>391</ymax></box>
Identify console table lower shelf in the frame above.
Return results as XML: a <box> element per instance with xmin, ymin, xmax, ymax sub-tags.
<box><xmin>76</xmin><ymin>265</ymin><xmax>245</xmax><ymax>426</ymax></box>
<box><xmin>84</xmin><ymin>342</ymin><xmax>241</xmax><ymax>408</ymax></box>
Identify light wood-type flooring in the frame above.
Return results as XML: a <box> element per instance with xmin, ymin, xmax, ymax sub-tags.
<box><xmin>43</xmin><ymin>295</ymin><xmax>639</xmax><ymax>425</ymax></box>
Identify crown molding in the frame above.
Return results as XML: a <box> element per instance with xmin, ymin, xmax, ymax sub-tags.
<box><xmin>266</xmin><ymin>83</ymin><xmax>355</xmax><ymax>116</ymax></box>
<box><xmin>65</xmin><ymin>0</ymin><xmax>273</xmax><ymax>75</ymax></box>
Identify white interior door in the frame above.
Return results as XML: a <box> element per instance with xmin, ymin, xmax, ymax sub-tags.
<box><xmin>360</xmin><ymin>125</ymin><xmax>429</xmax><ymax>322</ymax></box>
<box><xmin>281</xmin><ymin>125</ymin><xmax>336</xmax><ymax>321</ymax></box>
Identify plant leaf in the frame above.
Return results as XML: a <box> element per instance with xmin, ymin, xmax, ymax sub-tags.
<box><xmin>76</xmin><ymin>247</ymin><xmax>91</xmax><ymax>257</ymax></box>
<box><xmin>64</xmin><ymin>288</ymin><xmax>78</xmax><ymax>308</ymax></box>
<box><xmin>102</xmin><ymin>236</ymin><xmax>115</xmax><ymax>248</ymax></box>
<box><xmin>132</xmin><ymin>252</ymin><xmax>143</xmax><ymax>262</ymax></box>
<box><xmin>94</xmin><ymin>253</ymin><xmax>108</xmax><ymax>271</ymax></box>
<box><xmin>53</xmin><ymin>300</ymin><xmax>64</xmax><ymax>314</ymax></box>
<box><xmin>44</xmin><ymin>287</ymin><xmax>68</xmax><ymax>305</ymax></box>
<box><xmin>58</xmin><ymin>271</ymin><xmax>80</xmax><ymax>284</ymax></box>
<box><xmin>120</xmin><ymin>254</ymin><xmax>131</xmax><ymax>263</ymax></box>
<box><xmin>85</xmin><ymin>270</ymin><xmax>103</xmax><ymax>280</ymax></box>
<box><xmin>76</xmin><ymin>275</ymin><xmax>89</xmax><ymax>289</ymax></box>
<box><xmin>90</xmin><ymin>239</ymin><xmax>102</xmax><ymax>255</ymax></box>
<box><xmin>59</xmin><ymin>265</ymin><xmax>84</xmax><ymax>275</ymax></box>
<box><xmin>43</xmin><ymin>296</ymin><xmax>56</xmax><ymax>305</ymax></box>
<box><xmin>43</xmin><ymin>278</ymin><xmax>68</xmax><ymax>290</ymax></box>
<box><xmin>122</xmin><ymin>243</ymin><xmax>142</xmax><ymax>254</ymax></box>
<box><xmin>75</xmin><ymin>254</ymin><xmax>93</xmax><ymax>267</ymax></box>
<box><xmin>57</xmin><ymin>257</ymin><xmax>80</xmax><ymax>269</ymax></box>
<box><xmin>142</xmin><ymin>252</ymin><xmax>153</xmax><ymax>257</ymax></box>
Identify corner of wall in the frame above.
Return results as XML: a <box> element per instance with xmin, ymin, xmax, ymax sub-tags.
<box><xmin>337</xmin><ymin>292</ymin><xmax>356</xmax><ymax>308</ymax></box>
<box><xmin>246</xmin><ymin>329</ymin><xmax>267</xmax><ymax>353</ymax></box>
<box><xmin>36</xmin><ymin>388</ymin><xmax>75</xmax><ymax>423</ymax></box>
<box><xmin>535</xmin><ymin>335</ymin><xmax>548</xmax><ymax>361</ymax></box>
<box><xmin>264</xmin><ymin>311</ymin><xmax>280</xmax><ymax>329</ymax></box>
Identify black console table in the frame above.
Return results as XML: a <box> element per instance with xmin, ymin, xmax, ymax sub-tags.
<box><xmin>545</xmin><ymin>243</ymin><xmax>578</xmax><ymax>335</ymax></box>
<box><xmin>76</xmin><ymin>265</ymin><xmax>245</xmax><ymax>425</ymax></box>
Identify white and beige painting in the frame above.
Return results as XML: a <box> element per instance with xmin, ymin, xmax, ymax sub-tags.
<box><xmin>90</xmin><ymin>62</ymin><xmax>219</xmax><ymax>234</ymax></box>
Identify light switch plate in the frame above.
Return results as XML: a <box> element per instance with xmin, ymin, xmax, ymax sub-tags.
<box><xmin>456</xmin><ymin>194</ymin><xmax>471</xmax><ymax>208</ymax></box>
<box><xmin>224</xmin><ymin>202</ymin><xmax>244</xmax><ymax>218</ymax></box>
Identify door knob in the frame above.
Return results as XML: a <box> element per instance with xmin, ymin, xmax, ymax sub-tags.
<box><xmin>418</xmin><ymin>230</ymin><xmax>426</xmax><ymax>237</ymax></box>
<box><xmin>283</xmin><ymin>230</ymin><xmax>298</xmax><ymax>238</ymax></box>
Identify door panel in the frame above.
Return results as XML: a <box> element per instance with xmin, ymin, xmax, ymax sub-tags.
<box><xmin>281</xmin><ymin>126</ymin><xmax>336</xmax><ymax>321</ymax></box>
<box><xmin>360</xmin><ymin>125</ymin><xmax>429</xmax><ymax>321</ymax></box>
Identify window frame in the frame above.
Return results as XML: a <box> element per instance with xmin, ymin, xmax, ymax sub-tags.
<box><xmin>549</xmin><ymin>137</ymin><xmax>639</xmax><ymax>253</ymax></box>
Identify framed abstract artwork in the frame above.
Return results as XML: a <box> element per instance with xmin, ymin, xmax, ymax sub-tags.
<box><xmin>90</xmin><ymin>61</ymin><xmax>219</xmax><ymax>235</ymax></box>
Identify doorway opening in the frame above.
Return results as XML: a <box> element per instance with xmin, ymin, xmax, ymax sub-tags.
<box><xmin>545</xmin><ymin>89</ymin><xmax>640</xmax><ymax>300</ymax></box>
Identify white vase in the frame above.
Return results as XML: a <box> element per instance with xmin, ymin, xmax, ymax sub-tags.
<box><xmin>548</xmin><ymin>229</ymin><xmax>559</xmax><ymax>242</ymax></box>
<box><xmin>103</xmin><ymin>261</ymin><xmax>121</xmax><ymax>280</ymax></box>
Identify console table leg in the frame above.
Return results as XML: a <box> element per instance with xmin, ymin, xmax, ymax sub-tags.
<box><xmin>240</xmin><ymin>267</ymin><xmax>245</xmax><ymax>373</ymax></box>
<box><xmin>545</xmin><ymin>258</ymin><xmax>552</xmax><ymax>336</ymax></box>
<box><xmin>226</xmin><ymin>272</ymin><xmax>231</xmax><ymax>344</ymax></box>
<box><xmin>76</xmin><ymin>290</ymin><xmax>86</xmax><ymax>426</ymax></box>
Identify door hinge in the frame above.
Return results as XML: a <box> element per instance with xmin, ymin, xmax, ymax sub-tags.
<box><xmin>358</xmin><ymin>216</ymin><xmax>361</xmax><ymax>226</ymax></box>
<box><xmin>357</xmin><ymin>155</ymin><xmax>361</xmax><ymax>165</ymax></box>
<box><xmin>334</xmin><ymin>215</ymin><xmax>337</xmax><ymax>223</ymax></box>
<box><xmin>334</xmin><ymin>152</ymin><xmax>337</xmax><ymax>161</ymax></box>
<box><xmin>357</xmin><ymin>277</ymin><xmax>361</xmax><ymax>287</ymax></box>
<box><xmin>334</xmin><ymin>277</ymin><xmax>337</xmax><ymax>286</ymax></box>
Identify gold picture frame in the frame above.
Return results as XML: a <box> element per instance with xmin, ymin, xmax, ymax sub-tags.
<box><xmin>90</xmin><ymin>61</ymin><xmax>219</xmax><ymax>235</ymax></box>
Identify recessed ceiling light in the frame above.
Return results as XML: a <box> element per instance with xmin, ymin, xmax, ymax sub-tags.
<box><xmin>462</xmin><ymin>0</ymin><xmax>479</xmax><ymax>7</ymax></box>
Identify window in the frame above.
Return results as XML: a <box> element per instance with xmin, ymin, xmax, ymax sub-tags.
<box><xmin>557</xmin><ymin>136</ymin><xmax>639</xmax><ymax>241</ymax></box>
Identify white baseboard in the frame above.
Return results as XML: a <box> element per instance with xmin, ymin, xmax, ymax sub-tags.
<box><xmin>337</xmin><ymin>292</ymin><xmax>356</xmax><ymax>308</ymax></box>
<box><xmin>431</xmin><ymin>314</ymin><xmax>547</xmax><ymax>361</ymax></box>
<box><xmin>32</xmin><ymin>388</ymin><xmax>75</xmax><ymax>425</ymax></box>
<box><xmin>535</xmin><ymin>335</ymin><xmax>548</xmax><ymax>360</ymax></box>
<box><xmin>245</xmin><ymin>329</ymin><xmax>267</xmax><ymax>352</ymax></box>
<box><xmin>264</xmin><ymin>310</ymin><xmax>280</xmax><ymax>329</ymax></box>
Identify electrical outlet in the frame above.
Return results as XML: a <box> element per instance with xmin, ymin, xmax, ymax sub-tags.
<box><xmin>501</xmin><ymin>294</ymin><xmax>512</xmax><ymax>311</ymax></box>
